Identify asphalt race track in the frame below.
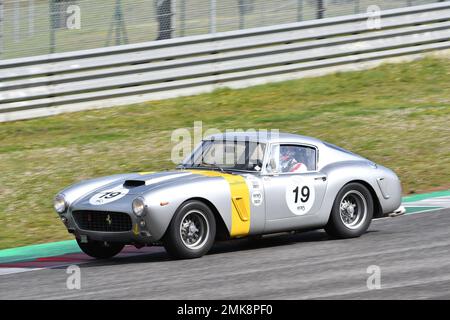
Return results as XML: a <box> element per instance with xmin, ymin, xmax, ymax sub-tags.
<box><xmin>1</xmin><ymin>209</ymin><xmax>450</xmax><ymax>300</ymax></box>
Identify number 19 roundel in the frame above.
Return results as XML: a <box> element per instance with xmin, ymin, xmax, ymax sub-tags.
<box><xmin>285</xmin><ymin>176</ymin><xmax>315</xmax><ymax>215</ymax></box>
<box><xmin>89</xmin><ymin>185</ymin><xmax>129</xmax><ymax>205</ymax></box>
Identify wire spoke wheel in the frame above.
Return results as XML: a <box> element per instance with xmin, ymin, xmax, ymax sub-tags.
<box><xmin>179</xmin><ymin>210</ymin><xmax>209</xmax><ymax>250</ymax></box>
<box><xmin>339</xmin><ymin>190</ymin><xmax>368</xmax><ymax>230</ymax></box>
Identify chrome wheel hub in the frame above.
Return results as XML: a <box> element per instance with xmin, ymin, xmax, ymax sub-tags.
<box><xmin>339</xmin><ymin>190</ymin><xmax>367</xmax><ymax>229</ymax></box>
<box><xmin>180</xmin><ymin>210</ymin><xmax>209</xmax><ymax>250</ymax></box>
<box><xmin>341</xmin><ymin>200</ymin><xmax>356</xmax><ymax>220</ymax></box>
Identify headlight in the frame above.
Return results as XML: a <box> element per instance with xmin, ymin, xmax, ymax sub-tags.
<box><xmin>53</xmin><ymin>194</ymin><xmax>67</xmax><ymax>214</ymax></box>
<box><xmin>132</xmin><ymin>197</ymin><xmax>146</xmax><ymax>216</ymax></box>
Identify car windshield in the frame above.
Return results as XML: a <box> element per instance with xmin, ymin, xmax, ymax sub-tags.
<box><xmin>182</xmin><ymin>139</ymin><xmax>266</xmax><ymax>172</ymax></box>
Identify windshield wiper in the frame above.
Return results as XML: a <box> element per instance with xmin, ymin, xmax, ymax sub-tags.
<box><xmin>197</xmin><ymin>160</ymin><xmax>225</xmax><ymax>172</ymax></box>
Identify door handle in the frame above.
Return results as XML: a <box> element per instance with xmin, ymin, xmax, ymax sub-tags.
<box><xmin>315</xmin><ymin>176</ymin><xmax>327</xmax><ymax>181</ymax></box>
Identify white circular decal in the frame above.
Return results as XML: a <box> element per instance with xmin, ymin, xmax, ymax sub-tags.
<box><xmin>89</xmin><ymin>185</ymin><xmax>129</xmax><ymax>205</ymax></box>
<box><xmin>285</xmin><ymin>176</ymin><xmax>315</xmax><ymax>215</ymax></box>
<box><xmin>251</xmin><ymin>190</ymin><xmax>263</xmax><ymax>206</ymax></box>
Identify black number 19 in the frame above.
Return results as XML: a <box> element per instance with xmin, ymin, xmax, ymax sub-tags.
<box><xmin>293</xmin><ymin>186</ymin><xmax>310</xmax><ymax>203</ymax></box>
<box><xmin>99</xmin><ymin>191</ymin><xmax>121</xmax><ymax>199</ymax></box>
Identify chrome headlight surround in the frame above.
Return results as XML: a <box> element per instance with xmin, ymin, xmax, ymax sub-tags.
<box><xmin>132</xmin><ymin>197</ymin><xmax>146</xmax><ymax>216</ymax></box>
<box><xmin>53</xmin><ymin>194</ymin><xmax>68</xmax><ymax>214</ymax></box>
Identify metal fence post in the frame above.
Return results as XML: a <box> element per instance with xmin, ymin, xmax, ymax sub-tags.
<box><xmin>180</xmin><ymin>0</ymin><xmax>186</xmax><ymax>37</ymax></box>
<box><xmin>14</xmin><ymin>0</ymin><xmax>20</xmax><ymax>42</ymax></box>
<box><xmin>317</xmin><ymin>0</ymin><xmax>324</xmax><ymax>19</ymax></box>
<box><xmin>49</xmin><ymin>0</ymin><xmax>56</xmax><ymax>53</ymax></box>
<box><xmin>210</xmin><ymin>0</ymin><xmax>216</xmax><ymax>33</ymax></box>
<box><xmin>297</xmin><ymin>0</ymin><xmax>303</xmax><ymax>22</ymax></box>
<box><xmin>354</xmin><ymin>0</ymin><xmax>360</xmax><ymax>14</ymax></box>
<box><xmin>239</xmin><ymin>0</ymin><xmax>244</xmax><ymax>29</ymax></box>
<box><xmin>238</xmin><ymin>0</ymin><xmax>253</xmax><ymax>29</ymax></box>
<box><xmin>29</xmin><ymin>0</ymin><xmax>34</xmax><ymax>36</ymax></box>
<box><xmin>172</xmin><ymin>0</ymin><xmax>176</xmax><ymax>37</ymax></box>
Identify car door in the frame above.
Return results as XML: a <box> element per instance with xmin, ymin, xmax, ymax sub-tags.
<box><xmin>262</xmin><ymin>143</ymin><xmax>328</xmax><ymax>233</ymax></box>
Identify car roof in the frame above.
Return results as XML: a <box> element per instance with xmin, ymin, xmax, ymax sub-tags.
<box><xmin>204</xmin><ymin>132</ymin><xmax>323</xmax><ymax>146</ymax></box>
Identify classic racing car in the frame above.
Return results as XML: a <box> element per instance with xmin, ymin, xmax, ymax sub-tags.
<box><xmin>53</xmin><ymin>132</ymin><xmax>402</xmax><ymax>259</ymax></box>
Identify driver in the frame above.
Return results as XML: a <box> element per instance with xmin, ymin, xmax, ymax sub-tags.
<box><xmin>280</xmin><ymin>146</ymin><xmax>307</xmax><ymax>173</ymax></box>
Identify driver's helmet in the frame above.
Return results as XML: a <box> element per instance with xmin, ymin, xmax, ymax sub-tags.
<box><xmin>280</xmin><ymin>146</ymin><xmax>307</xmax><ymax>173</ymax></box>
<box><xmin>280</xmin><ymin>146</ymin><xmax>297</xmax><ymax>172</ymax></box>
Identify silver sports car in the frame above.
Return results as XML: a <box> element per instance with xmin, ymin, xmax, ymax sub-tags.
<box><xmin>53</xmin><ymin>132</ymin><xmax>402</xmax><ymax>259</ymax></box>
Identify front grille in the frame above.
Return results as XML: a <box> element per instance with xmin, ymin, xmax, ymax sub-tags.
<box><xmin>72</xmin><ymin>210</ymin><xmax>132</xmax><ymax>232</ymax></box>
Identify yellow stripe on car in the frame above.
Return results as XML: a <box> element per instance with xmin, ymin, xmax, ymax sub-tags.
<box><xmin>188</xmin><ymin>170</ymin><xmax>251</xmax><ymax>237</ymax></box>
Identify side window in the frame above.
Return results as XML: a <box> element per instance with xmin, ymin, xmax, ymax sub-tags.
<box><xmin>267</xmin><ymin>144</ymin><xmax>316</xmax><ymax>173</ymax></box>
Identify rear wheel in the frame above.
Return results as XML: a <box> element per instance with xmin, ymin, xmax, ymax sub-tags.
<box><xmin>325</xmin><ymin>183</ymin><xmax>373</xmax><ymax>239</ymax></box>
<box><xmin>76</xmin><ymin>239</ymin><xmax>124</xmax><ymax>259</ymax></box>
<box><xmin>163</xmin><ymin>200</ymin><xmax>216</xmax><ymax>259</ymax></box>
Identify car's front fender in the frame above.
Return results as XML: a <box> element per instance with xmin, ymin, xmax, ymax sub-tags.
<box><xmin>140</xmin><ymin>176</ymin><xmax>233</xmax><ymax>241</ymax></box>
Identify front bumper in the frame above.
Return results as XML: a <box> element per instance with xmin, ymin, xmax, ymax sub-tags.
<box><xmin>60</xmin><ymin>209</ymin><xmax>157</xmax><ymax>244</ymax></box>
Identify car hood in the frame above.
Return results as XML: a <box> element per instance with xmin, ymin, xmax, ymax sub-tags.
<box><xmin>71</xmin><ymin>169</ymin><xmax>229</xmax><ymax>209</ymax></box>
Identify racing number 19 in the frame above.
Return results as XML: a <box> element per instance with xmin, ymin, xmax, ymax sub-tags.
<box><xmin>293</xmin><ymin>186</ymin><xmax>310</xmax><ymax>203</ymax></box>
<box><xmin>99</xmin><ymin>191</ymin><xmax>121</xmax><ymax>199</ymax></box>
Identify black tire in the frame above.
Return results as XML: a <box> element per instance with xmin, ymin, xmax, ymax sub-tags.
<box><xmin>76</xmin><ymin>239</ymin><xmax>124</xmax><ymax>259</ymax></box>
<box><xmin>163</xmin><ymin>200</ymin><xmax>216</xmax><ymax>259</ymax></box>
<box><xmin>325</xmin><ymin>182</ymin><xmax>374</xmax><ymax>239</ymax></box>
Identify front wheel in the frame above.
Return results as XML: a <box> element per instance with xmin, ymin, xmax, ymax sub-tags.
<box><xmin>325</xmin><ymin>182</ymin><xmax>374</xmax><ymax>239</ymax></box>
<box><xmin>163</xmin><ymin>200</ymin><xmax>216</xmax><ymax>259</ymax></box>
<box><xmin>76</xmin><ymin>239</ymin><xmax>124</xmax><ymax>259</ymax></box>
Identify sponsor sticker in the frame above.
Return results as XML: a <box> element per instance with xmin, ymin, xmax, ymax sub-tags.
<box><xmin>251</xmin><ymin>190</ymin><xmax>263</xmax><ymax>206</ymax></box>
<box><xmin>246</xmin><ymin>175</ymin><xmax>263</xmax><ymax>206</ymax></box>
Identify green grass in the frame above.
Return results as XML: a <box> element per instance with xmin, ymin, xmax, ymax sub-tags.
<box><xmin>1</xmin><ymin>56</ymin><xmax>450</xmax><ymax>249</ymax></box>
